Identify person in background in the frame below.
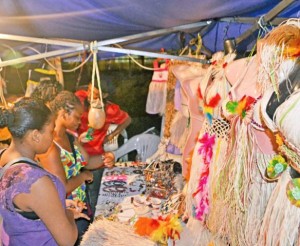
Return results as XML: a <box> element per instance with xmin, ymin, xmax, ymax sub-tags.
<box><xmin>37</xmin><ymin>90</ymin><xmax>115</xmax><ymax>245</ymax></box>
<box><xmin>0</xmin><ymin>97</ymin><xmax>88</xmax><ymax>246</ymax></box>
<box><xmin>75</xmin><ymin>83</ymin><xmax>131</xmax><ymax>154</ymax></box>
<box><xmin>31</xmin><ymin>80</ymin><xmax>63</xmax><ymax>106</ymax></box>
<box><xmin>75</xmin><ymin>82</ymin><xmax>131</xmax><ymax>216</ymax></box>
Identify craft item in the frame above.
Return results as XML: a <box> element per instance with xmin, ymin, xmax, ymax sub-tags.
<box><xmin>144</xmin><ymin>160</ymin><xmax>177</xmax><ymax>199</ymax></box>
<box><xmin>134</xmin><ymin>215</ymin><xmax>183</xmax><ymax>245</ymax></box>
<box><xmin>81</xmin><ymin>218</ymin><xmax>155</xmax><ymax>246</ymax></box>
<box><xmin>286</xmin><ymin>178</ymin><xmax>300</xmax><ymax>207</ymax></box>
<box><xmin>88</xmin><ymin>99</ymin><xmax>106</xmax><ymax>129</ymax></box>
<box><xmin>88</xmin><ymin>41</ymin><xmax>106</xmax><ymax>129</ymax></box>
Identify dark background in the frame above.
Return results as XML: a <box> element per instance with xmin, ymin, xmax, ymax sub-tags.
<box><xmin>2</xmin><ymin>57</ymin><xmax>162</xmax><ymax>140</ymax></box>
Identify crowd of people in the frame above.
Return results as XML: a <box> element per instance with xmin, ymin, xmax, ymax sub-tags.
<box><xmin>0</xmin><ymin>80</ymin><xmax>131</xmax><ymax>245</ymax></box>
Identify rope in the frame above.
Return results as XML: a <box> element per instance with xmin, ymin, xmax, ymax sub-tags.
<box><xmin>25</xmin><ymin>46</ymin><xmax>93</xmax><ymax>73</ymax></box>
<box><xmin>90</xmin><ymin>41</ymin><xmax>104</xmax><ymax>109</ymax></box>
<box><xmin>113</xmin><ymin>44</ymin><xmax>158</xmax><ymax>71</ymax></box>
<box><xmin>0</xmin><ymin>74</ymin><xmax>7</xmax><ymax>108</ymax></box>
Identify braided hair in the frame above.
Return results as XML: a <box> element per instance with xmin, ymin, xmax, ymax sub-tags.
<box><xmin>31</xmin><ymin>80</ymin><xmax>63</xmax><ymax>104</ymax></box>
<box><xmin>50</xmin><ymin>90</ymin><xmax>81</xmax><ymax>115</ymax></box>
<box><xmin>0</xmin><ymin>97</ymin><xmax>52</xmax><ymax>138</ymax></box>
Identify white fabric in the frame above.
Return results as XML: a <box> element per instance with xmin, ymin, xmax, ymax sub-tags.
<box><xmin>146</xmin><ymin>63</ymin><xmax>168</xmax><ymax>115</ymax></box>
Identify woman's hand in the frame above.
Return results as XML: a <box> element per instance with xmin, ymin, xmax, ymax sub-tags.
<box><xmin>66</xmin><ymin>199</ymin><xmax>90</xmax><ymax>220</ymax></box>
<box><xmin>102</xmin><ymin>151</ymin><xmax>115</xmax><ymax>168</ymax></box>
<box><xmin>81</xmin><ymin>169</ymin><xmax>94</xmax><ymax>183</ymax></box>
<box><xmin>65</xmin><ymin>199</ymin><xmax>87</xmax><ymax>212</ymax></box>
<box><xmin>79</xmin><ymin>131</ymin><xmax>92</xmax><ymax>143</ymax></box>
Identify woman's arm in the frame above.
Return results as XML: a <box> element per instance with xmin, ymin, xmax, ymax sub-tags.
<box><xmin>104</xmin><ymin>116</ymin><xmax>132</xmax><ymax>143</ymax></box>
<box><xmin>74</xmin><ymin>138</ymin><xmax>115</xmax><ymax>170</ymax></box>
<box><xmin>38</xmin><ymin>142</ymin><xmax>93</xmax><ymax>194</ymax></box>
<box><xmin>13</xmin><ymin>176</ymin><xmax>78</xmax><ymax>246</ymax></box>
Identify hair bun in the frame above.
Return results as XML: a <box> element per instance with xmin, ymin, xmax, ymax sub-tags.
<box><xmin>0</xmin><ymin>109</ymin><xmax>13</xmax><ymax>128</ymax></box>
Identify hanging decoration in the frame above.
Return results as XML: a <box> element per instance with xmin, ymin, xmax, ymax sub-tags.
<box><xmin>266</xmin><ymin>154</ymin><xmax>288</xmax><ymax>180</ymax></box>
<box><xmin>0</xmin><ymin>68</ymin><xmax>7</xmax><ymax>108</ymax></box>
<box><xmin>88</xmin><ymin>41</ymin><xmax>106</xmax><ymax>129</ymax></box>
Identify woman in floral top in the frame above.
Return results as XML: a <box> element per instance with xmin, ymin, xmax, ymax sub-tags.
<box><xmin>38</xmin><ymin>91</ymin><xmax>115</xmax><ymax>245</ymax></box>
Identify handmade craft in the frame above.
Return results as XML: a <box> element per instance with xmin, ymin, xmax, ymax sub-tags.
<box><xmin>134</xmin><ymin>214</ymin><xmax>183</xmax><ymax>245</ymax></box>
<box><xmin>213</xmin><ymin>52</ymin><xmax>278</xmax><ymax>245</ymax></box>
<box><xmin>171</xmin><ymin>60</ymin><xmax>207</xmax><ymax>179</ymax></box>
<box><xmin>144</xmin><ymin>160</ymin><xmax>178</xmax><ymax>199</ymax></box>
<box><xmin>146</xmin><ymin>60</ymin><xmax>169</xmax><ymax>115</ymax></box>
<box><xmin>258</xmin><ymin>20</ymin><xmax>300</xmax><ymax>246</ymax></box>
<box><xmin>180</xmin><ymin>52</ymin><xmax>234</xmax><ymax>246</ymax></box>
<box><xmin>80</xmin><ymin>218</ymin><xmax>155</xmax><ymax>246</ymax></box>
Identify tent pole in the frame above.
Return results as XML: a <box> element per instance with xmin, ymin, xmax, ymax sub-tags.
<box><xmin>96</xmin><ymin>46</ymin><xmax>210</xmax><ymax>64</ymax></box>
<box><xmin>220</xmin><ymin>17</ymin><xmax>290</xmax><ymax>26</ymax></box>
<box><xmin>0</xmin><ymin>20</ymin><xmax>211</xmax><ymax>67</ymax></box>
<box><xmin>0</xmin><ymin>33</ymin><xmax>87</xmax><ymax>47</ymax></box>
<box><xmin>97</xmin><ymin>21</ymin><xmax>212</xmax><ymax>46</ymax></box>
<box><xmin>0</xmin><ymin>21</ymin><xmax>211</xmax><ymax>48</ymax></box>
<box><xmin>235</xmin><ymin>0</ymin><xmax>296</xmax><ymax>45</ymax></box>
<box><xmin>0</xmin><ymin>46</ymin><xmax>85</xmax><ymax>67</ymax></box>
<box><xmin>0</xmin><ymin>41</ymin><xmax>210</xmax><ymax>68</ymax></box>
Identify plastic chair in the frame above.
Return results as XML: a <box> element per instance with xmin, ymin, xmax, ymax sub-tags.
<box><xmin>113</xmin><ymin>132</ymin><xmax>161</xmax><ymax>162</ymax></box>
<box><xmin>103</xmin><ymin>124</ymin><xmax>128</xmax><ymax>152</ymax></box>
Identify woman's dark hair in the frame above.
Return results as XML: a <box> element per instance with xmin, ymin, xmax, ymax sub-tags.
<box><xmin>31</xmin><ymin>80</ymin><xmax>63</xmax><ymax>104</ymax></box>
<box><xmin>50</xmin><ymin>90</ymin><xmax>81</xmax><ymax>115</ymax></box>
<box><xmin>0</xmin><ymin>97</ymin><xmax>52</xmax><ymax>138</ymax></box>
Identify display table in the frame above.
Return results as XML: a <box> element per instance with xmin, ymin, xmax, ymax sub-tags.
<box><xmin>81</xmin><ymin>162</ymin><xmax>160</xmax><ymax>245</ymax></box>
<box><xmin>82</xmin><ymin>161</ymin><xmax>184</xmax><ymax>246</ymax></box>
<box><xmin>94</xmin><ymin>162</ymin><xmax>166</xmax><ymax>223</ymax></box>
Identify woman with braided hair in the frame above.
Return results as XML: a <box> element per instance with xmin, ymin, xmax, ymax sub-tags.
<box><xmin>37</xmin><ymin>90</ymin><xmax>115</xmax><ymax>245</ymax></box>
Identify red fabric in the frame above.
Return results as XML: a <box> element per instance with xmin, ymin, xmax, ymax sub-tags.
<box><xmin>75</xmin><ymin>90</ymin><xmax>129</xmax><ymax>155</ymax></box>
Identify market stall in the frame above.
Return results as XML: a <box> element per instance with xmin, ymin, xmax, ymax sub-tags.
<box><xmin>0</xmin><ymin>1</ymin><xmax>300</xmax><ymax>246</ymax></box>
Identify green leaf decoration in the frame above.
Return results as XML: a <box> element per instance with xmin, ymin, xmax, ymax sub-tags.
<box><xmin>226</xmin><ymin>101</ymin><xmax>238</xmax><ymax>113</ymax></box>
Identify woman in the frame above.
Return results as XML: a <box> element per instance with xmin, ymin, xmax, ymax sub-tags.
<box><xmin>31</xmin><ymin>80</ymin><xmax>63</xmax><ymax>106</ymax></box>
<box><xmin>75</xmin><ymin>83</ymin><xmax>131</xmax><ymax>217</ymax></box>
<box><xmin>76</xmin><ymin>83</ymin><xmax>131</xmax><ymax>155</ymax></box>
<box><xmin>0</xmin><ymin>97</ymin><xmax>86</xmax><ymax>246</ymax></box>
<box><xmin>37</xmin><ymin>91</ymin><xmax>115</xmax><ymax>244</ymax></box>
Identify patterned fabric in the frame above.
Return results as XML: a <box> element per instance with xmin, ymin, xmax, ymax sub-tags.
<box><xmin>0</xmin><ymin>161</ymin><xmax>65</xmax><ymax>245</ymax></box>
<box><xmin>54</xmin><ymin>141</ymin><xmax>87</xmax><ymax>201</ymax></box>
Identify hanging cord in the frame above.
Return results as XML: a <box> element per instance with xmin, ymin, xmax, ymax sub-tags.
<box><xmin>178</xmin><ymin>33</ymin><xmax>202</xmax><ymax>58</ymax></box>
<box><xmin>1</xmin><ymin>43</ymin><xmax>92</xmax><ymax>74</ymax></box>
<box><xmin>0</xmin><ymin>58</ymin><xmax>5</xmax><ymax>107</ymax></box>
<box><xmin>25</xmin><ymin>46</ymin><xmax>93</xmax><ymax>73</ymax></box>
<box><xmin>257</xmin><ymin>15</ymin><xmax>272</xmax><ymax>38</ymax></box>
<box><xmin>113</xmin><ymin>44</ymin><xmax>164</xmax><ymax>71</ymax></box>
<box><xmin>75</xmin><ymin>51</ymin><xmax>87</xmax><ymax>89</ymax></box>
<box><xmin>90</xmin><ymin>41</ymin><xmax>104</xmax><ymax>109</ymax></box>
<box><xmin>0</xmin><ymin>73</ymin><xmax>7</xmax><ymax>108</ymax></box>
<box><xmin>189</xmin><ymin>33</ymin><xmax>202</xmax><ymax>58</ymax></box>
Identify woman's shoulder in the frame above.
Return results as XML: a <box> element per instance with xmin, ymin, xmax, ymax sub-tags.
<box><xmin>1</xmin><ymin>163</ymin><xmax>52</xmax><ymax>192</ymax></box>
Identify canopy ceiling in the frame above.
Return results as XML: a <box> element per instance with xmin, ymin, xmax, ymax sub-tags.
<box><xmin>0</xmin><ymin>0</ymin><xmax>299</xmax><ymax>64</ymax></box>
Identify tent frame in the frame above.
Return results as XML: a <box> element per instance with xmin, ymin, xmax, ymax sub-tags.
<box><xmin>0</xmin><ymin>21</ymin><xmax>212</xmax><ymax>67</ymax></box>
<box><xmin>0</xmin><ymin>0</ymin><xmax>296</xmax><ymax>68</ymax></box>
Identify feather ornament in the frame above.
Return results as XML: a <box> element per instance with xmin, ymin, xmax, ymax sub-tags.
<box><xmin>134</xmin><ymin>215</ymin><xmax>182</xmax><ymax>244</ymax></box>
<box><xmin>134</xmin><ymin>217</ymin><xmax>160</xmax><ymax>236</ymax></box>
